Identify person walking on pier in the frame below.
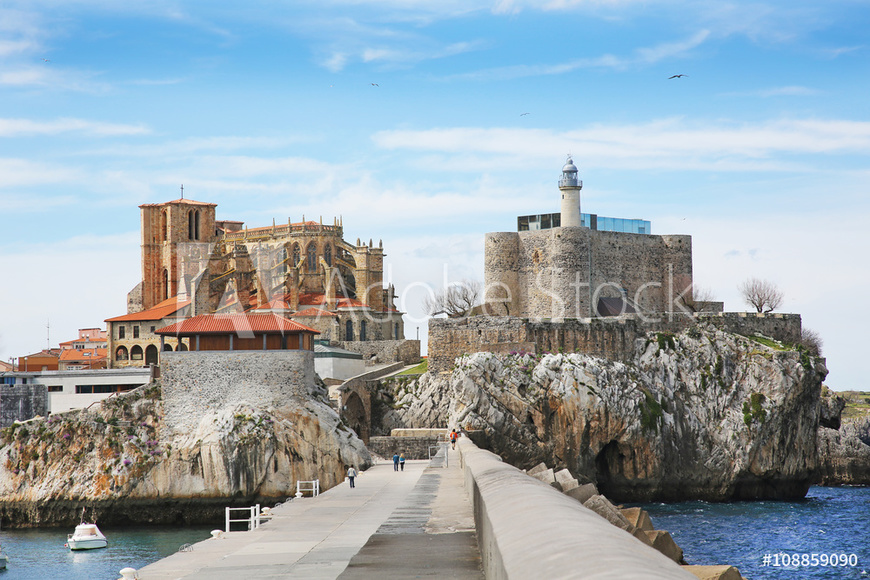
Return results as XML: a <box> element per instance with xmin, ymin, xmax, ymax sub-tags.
<box><xmin>399</xmin><ymin>453</ymin><xmax>405</xmax><ymax>471</ymax></box>
<box><xmin>450</xmin><ymin>429</ymin><xmax>458</xmax><ymax>450</ymax></box>
<box><xmin>392</xmin><ymin>453</ymin><xmax>400</xmax><ymax>471</ymax></box>
<box><xmin>347</xmin><ymin>465</ymin><xmax>357</xmax><ymax>488</ymax></box>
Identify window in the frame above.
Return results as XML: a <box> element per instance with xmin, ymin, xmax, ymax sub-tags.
<box><xmin>133</xmin><ymin>326</ymin><xmax>140</xmax><ymax>339</ymax></box>
<box><xmin>47</xmin><ymin>385</ymin><xmax>63</xmax><ymax>392</ymax></box>
<box><xmin>395</xmin><ymin>322</ymin><xmax>400</xmax><ymax>340</ymax></box>
<box><xmin>162</xmin><ymin>269</ymin><xmax>169</xmax><ymax>301</ymax></box>
<box><xmin>150</xmin><ymin>326</ymin><xmax>156</xmax><ymax>333</ymax></box>
<box><xmin>324</xmin><ymin>244</ymin><xmax>332</xmax><ymax>267</ymax></box>
<box><xmin>130</xmin><ymin>345</ymin><xmax>143</xmax><ymax>360</ymax></box>
<box><xmin>292</xmin><ymin>243</ymin><xmax>300</xmax><ymax>268</ymax></box>
<box><xmin>118</xmin><ymin>326</ymin><xmax>126</xmax><ymax>339</ymax></box>
<box><xmin>360</xmin><ymin>320</ymin><xmax>367</xmax><ymax>341</ymax></box>
<box><xmin>116</xmin><ymin>346</ymin><xmax>129</xmax><ymax>360</ymax></box>
<box><xmin>188</xmin><ymin>209</ymin><xmax>200</xmax><ymax>240</ymax></box>
<box><xmin>345</xmin><ymin>320</ymin><xmax>353</xmax><ymax>341</ymax></box>
<box><xmin>307</xmin><ymin>243</ymin><xmax>317</xmax><ymax>271</ymax></box>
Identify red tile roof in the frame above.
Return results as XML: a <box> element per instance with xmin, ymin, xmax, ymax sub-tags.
<box><xmin>156</xmin><ymin>313</ymin><xmax>319</xmax><ymax>335</ymax></box>
<box><xmin>297</xmin><ymin>293</ymin><xmax>369</xmax><ymax>309</ymax></box>
<box><xmin>59</xmin><ymin>348</ymin><xmax>107</xmax><ymax>362</ymax></box>
<box><xmin>292</xmin><ymin>307</ymin><xmax>338</xmax><ymax>317</ymax></box>
<box><xmin>106</xmin><ymin>297</ymin><xmax>190</xmax><ymax>322</ymax></box>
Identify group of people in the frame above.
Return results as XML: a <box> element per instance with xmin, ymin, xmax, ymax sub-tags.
<box><xmin>345</xmin><ymin>428</ymin><xmax>462</xmax><ymax>489</ymax></box>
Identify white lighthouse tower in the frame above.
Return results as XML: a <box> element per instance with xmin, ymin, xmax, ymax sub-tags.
<box><xmin>559</xmin><ymin>156</ymin><xmax>583</xmax><ymax>228</ymax></box>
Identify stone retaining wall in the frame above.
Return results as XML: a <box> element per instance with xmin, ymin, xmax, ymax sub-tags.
<box><xmin>160</xmin><ymin>350</ymin><xmax>314</xmax><ymax>434</ymax></box>
<box><xmin>457</xmin><ymin>438</ymin><xmax>697</xmax><ymax>579</ymax></box>
<box><xmin>367</xmin><ymin>436</ymin><xmax>445</xmax><ymax>460</ymax></box>
<box><xmin>0</xmin><ymin>384</ymin><xmax>47</xmax><ymax>427</ymax></box>
<box><xmin>338</xmin><ymin>339</ymin><xmax>421</xmax><ymax>366</ymax></box>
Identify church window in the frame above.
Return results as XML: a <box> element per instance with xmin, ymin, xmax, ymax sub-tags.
<box><xmin>346</xmin><ymin>320</ymin><xmax>353</xmax><ymax>341</ymax></box>
<box><xmin>188</xmin><ymin>210</ymin><xmax>201</xmax><ymax>241</ymax></box>
<box><xmin>395</xmin><ymin>323</ymin><xmax>400</xmax><ymax>339</ymax></box>
<box><xmin>307</xmin><ymin>243</ymin><xmax>317</xmax><ymax>271</ymax></box>
<box><xmin>324</xmin><ymin>244</ymin><xmax>332</xmax><ymax>267</ymax></box>
<box><xmin>160</xmin><ymin>210</ymin><xmax>168</xmax><ymax>242</ymax></box>
<box><xmin>292</xmin><ymin>243</ymin><xmax>301</xmax><ymax>268</ymax></box>
<box><xmin>360</xmin><ymin>320</ymin><xmax>367</xmax><ymax>341</ymax></box>
<box><xmin>162</xmin><ymin>268</ymin><xmax>169</xmax><ymax>301</ymax></box>
<box><xmin>282</xmin><ymin>247</ymin><xmax>289</xmax><ymax>273</ymax></box>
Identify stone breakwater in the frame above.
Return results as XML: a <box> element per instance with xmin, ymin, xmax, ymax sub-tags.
<box><xmin>0</xmin><ymin>382</ymin><xmax>371</xmax><ymax>528</ymax></box>
<box><xmin>380</xmin><ymin>324</ymin><xmax>827</xmax><ymax>502</ymax></box>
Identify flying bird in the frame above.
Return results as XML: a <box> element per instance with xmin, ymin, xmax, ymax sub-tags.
<box><xmin>668</xmin><ymin>74</ymin><xmax>688</xmax><ymax>79</ymax></box>
<box><xmin>520</xmin><ymin>112</ymin><xmax>530</xmax><ymax>116</ymax></box>
<box><xmin>371</xmin><ymin>83</ymin><xmax>379</xmax><ymax>87</ymax></box>
<box><xmin>41</xmin><ymin>58</ymin><xmax>50</xmax><ymax>63</ymax></box>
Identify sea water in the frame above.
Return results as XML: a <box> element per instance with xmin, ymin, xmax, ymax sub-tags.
<box><xmin>640</xmin><ymin>485</ymin><xmax>870</xmax><ymax>579</ymax></box>
<box><xmin>0</xmin><ymin>525</ymin><xmax>213</xmax><ymax>579</ymax></box>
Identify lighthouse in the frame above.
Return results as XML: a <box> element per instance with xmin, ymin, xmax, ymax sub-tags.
<box><xmin>559</xmin><ymin>156</ymin><xmax>583</xmax><ymax>228</ymax></box>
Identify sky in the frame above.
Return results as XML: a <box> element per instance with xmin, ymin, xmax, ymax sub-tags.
<box><xmin>0</xmin><ymin>0</ymin><xmax>867</xmax><ymax>390</ymax></box>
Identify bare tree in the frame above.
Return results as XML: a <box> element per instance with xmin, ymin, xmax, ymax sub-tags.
<box><xmin>799</xmin><ymin>327</ymin><xmax>823</xmax><ymax>356</ymax></box>
<box><xmin>739</xmin><ymin>278</ymin><xmax>784</xmax><ymax>313</ymax></box>
<box><xmin>683</xmin><ymin>285</ymin><xmax>719</xmax><ymax>312</ymax></box>
<box><xmin>424</xmin><ymin>279</ymin><xmax>482</xmax><ymax>318</ymax></box>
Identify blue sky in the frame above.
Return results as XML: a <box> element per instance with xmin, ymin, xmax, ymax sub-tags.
<box><xmin>0</xmin><ymin>1</ymin><xmax>867</xmax><ymax>390</ymax></box>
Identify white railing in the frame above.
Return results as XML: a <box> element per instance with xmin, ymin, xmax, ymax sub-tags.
<box><xmin>428</xmin><ymin>442</ymin><xmax>449</xmax><ymax>467</ymax></box>
<box><xmin>225</xmin><ymin>504</ymin><xmax>262</xmax><ymax>532</ymax></box>
<box><xmin>295</xmin><ymin>479</ymin><xmax>320</xmax><ymax>498</ymax></box>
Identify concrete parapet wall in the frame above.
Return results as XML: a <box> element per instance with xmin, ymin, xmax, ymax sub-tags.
<box><xmin>457</xmin><ymin>438</ymin><xmax>697</xmax><ymax>579</ymax></box>
<box><xmin>160</xmin><ymin>350</ymin><xmax>314</xmax><ymax>434</ymax></box>
<box><xmin>696</xmin><ymin>312</ymin><xmax>801</xmax><ymax>345</ymax></box>
<box><xmin>0</xmin><ymin>384</ymin><xmax>48</xmax><ymax>427</ymax></box>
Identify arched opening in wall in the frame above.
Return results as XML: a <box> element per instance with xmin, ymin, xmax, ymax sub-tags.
<box><xmin>292</xmin><ymin>243</ymin><xmax>301</xmax><ymax>269</ymax></box>
<box><xmin>145</xmin><ymin>345</ymin><xmax>159</xmax><ymax>365</ymax></box>
<box><xmin>162</xmin><ymin>268</ymin><xmax>169</xmax><ymax>301</ymax></box>
<box><xmin>394</xmin><ymin>322</ymin><xmax>400</xmax><ymax>340</ymax></box>
<box><xmin>163</xmin><ymin>343</ymin><xmax>173</xmax><ymax>351</ymax></box>
<box><xmin>342</xmin><ymin>391</ymin><xmax>368</xmax><ymax>443</ymax></box>
<box><xmin>160</xmin><ymin>209</ymin><xmax>168</xmax><ymax>242</ymax></box>
<box><xmin>194</xmin><ymin>210</ymin><xmax>200</xmax><ymax>240</ymax></box>
<box><xmin>281</xmin><ymin>246</ymin><xmax>289</xmax><ymax>274</ymax></box>
<box><xmin>130</xmin><ymin>345</ymin><xmax>144</xmax><ymax>361</ymax></box>
<box><xmin>177</xmin><ymin>342</ymin><xmax>188</xmax><ymax>351</ymax></box>
<box><xmin>324</xmin><ymin>244</ymin><xmax>332</xmax><ymax>267</ymax></box>
<box><xmin>115</xmin><ymin>346</ymin><xmax>129</xmax><ymax>361</ymax></box>
<box><xmin>595</xmin><ymin>440</ymin><xmax>626</xmax><ymax>499</ymax></box>
<box><xmin>306</xmin><ymin>242</ymin><xmax>317</xmax><ymax>272</ymax></box>
<box><xmin>346</xmin><ymin>320</ymin><xmax>353</xmax><ymax>341</ymax></box>
<box><xmin>360</xmin><ymin>320</ymin><xmax>367</xmax><ymax>341</ymax></box>
<box><xmin>188</xmin><ymin>210</ymin><xmax>195</xmax><ymax>241</ymax></box>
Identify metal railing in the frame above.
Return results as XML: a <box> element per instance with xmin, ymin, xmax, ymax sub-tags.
<box><xmin>295</xmin><ymin>479</ymin><xmax>320</xmax><ymax>498</ymax></box>
<box><xmin>428</xmin><ymin>442</ymin><xmax>449</xmax><ymax>468</ymax></box>
<box><xmin>225</xmin><ymin>504</ymin><xmax>263</xmax><ymax>532</ymax></box>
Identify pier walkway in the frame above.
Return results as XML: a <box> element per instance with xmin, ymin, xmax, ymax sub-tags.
<box><xmin>136</xmin><ymin>448</ymin><xmax>482</xmax><ymax>579</ymax></box>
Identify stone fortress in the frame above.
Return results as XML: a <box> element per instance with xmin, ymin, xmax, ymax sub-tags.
<box><xmin>429</xmin><ymin>157</ymin><xmax>801</xmax><ymax>372</ymax></box>
<box><xmin>107</xmin><ymin>195</ymin><xmax>418</xmax><ymax>369</ymax></box>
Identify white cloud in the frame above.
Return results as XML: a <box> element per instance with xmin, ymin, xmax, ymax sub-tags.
<box><xmin>0</xmin><ymin>117</ymin><xmax>150</xmax><ymax>137</ymax></box>
<box><xmin>722</xmin><ymin>85</ymin><xmax>822</xmax><ymax>98</ymax></box>
<box><xmin>372</xmin><ymin>118</ymin><xmax>870</xmax><ymax>171</ymax></box>
<box><xmin>0</xmin><ymin>158</ymin><xmax>84</xmax><ymax>188</ymax></box>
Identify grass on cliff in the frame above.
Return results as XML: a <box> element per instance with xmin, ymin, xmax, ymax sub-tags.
<box><xmin>838</xmin><ymin>390</ymin><xmax>870</xmax><ymax>420</ymax></box>
<box><xmin>397</xmin><ymin>359</ymin><xmax>427</xmax><ymax>375</ymax></box>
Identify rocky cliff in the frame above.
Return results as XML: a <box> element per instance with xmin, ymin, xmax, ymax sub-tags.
<box><xmin>381</xmin><ymin>324</ymin><xmax>827</xmax><ymax>502</ymax></box>
<box><xmin>0</xmin><ymin>382</ymin><xmax>370</xmax><ymax>527</ymax></box>
<box><xmin>816</xmin><ymin>389</ymin><xmax>870</xmax><ymax>485</ymax></box>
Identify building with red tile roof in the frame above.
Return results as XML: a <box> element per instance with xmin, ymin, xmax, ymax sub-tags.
<box><xmin>155</xmin><ymin>313</ymin><xmax>318</xmax><ymax>351</ymax></box>
<box><xmin>58</xmin><ymin>348</ymin><xmax>108</xmax><ymax>370</ymax></box>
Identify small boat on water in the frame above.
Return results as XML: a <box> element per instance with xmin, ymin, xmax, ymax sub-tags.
<box><xmin>0</xmin><ymin>543</ymin><xmax>8</xmax><ymax>569</ymax></box>
<box><xmin>66</xmin><ymin>523</ymin><xmax>108</xmax><ymax>550</ymax></box>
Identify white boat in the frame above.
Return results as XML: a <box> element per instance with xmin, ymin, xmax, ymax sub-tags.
<box><xmin>66</xmin><ymin>523</ymin><xmax>108</xmax><ymax>550</ymax></box>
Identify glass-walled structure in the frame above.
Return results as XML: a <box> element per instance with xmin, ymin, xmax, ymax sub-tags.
<box><xmin>518</xmin><ymin>213</ymin><xmax>651</xmax><ymax>234</ymax></box>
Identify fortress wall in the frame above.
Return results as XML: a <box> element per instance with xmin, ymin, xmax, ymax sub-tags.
<box><xmin>160</xmin><ymin>350</ymin><xmax>314</xmax><ymax>434</ymax></box>
<box><xmin>0</xmin><ymin>385</ymin><xmax>47</xmax><ymax>428</ymax></box>
<box><xmin>486</xmin><ymin>228</ymin><xmax>693</xmax><ymax>320</ymax></box>
<box><xmin>484</xmin><ymin>233</ymin><xmax>521</xmax><ymax>316</ymax></box>
<box><xmin>428</xmin><ymin>313</ymin><xmax>803</xmax><ymax>374</ymax></box>
<box><xmin>457</xmin><ymin>438</ymin><xmax>696</xmax><ymax>580</ymax></box>
<box><xmin>337</xmin><ymin>339</ymin><xmax>421</xmax><ymax>366</ymax></box>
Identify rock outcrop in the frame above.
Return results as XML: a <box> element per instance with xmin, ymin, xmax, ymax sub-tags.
<box><xmin>389</xmin><ymin>325</ymin><xmax>826</xmax><ymax>502</ymax></box>
<box><xmin>0</xmin><ymin>382</ymin><xmax>370</xmax><ymax>527</ymax></box>
<box><xmin>816</xmin><ymin>417</ymin><xmax>870</xmax><ymax>485</ymax></box>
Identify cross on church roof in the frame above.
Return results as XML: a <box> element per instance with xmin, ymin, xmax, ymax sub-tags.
<box><xmin>180</xmin><ymin>184</ymin><xmax>184</xmax><ymax>199</ymax></box>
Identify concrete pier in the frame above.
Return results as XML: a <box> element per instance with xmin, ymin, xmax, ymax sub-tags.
<box><xmin>136</xmin><ymin>449</ymin><xmax>482</xmax><ymax>579</ymax></box>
